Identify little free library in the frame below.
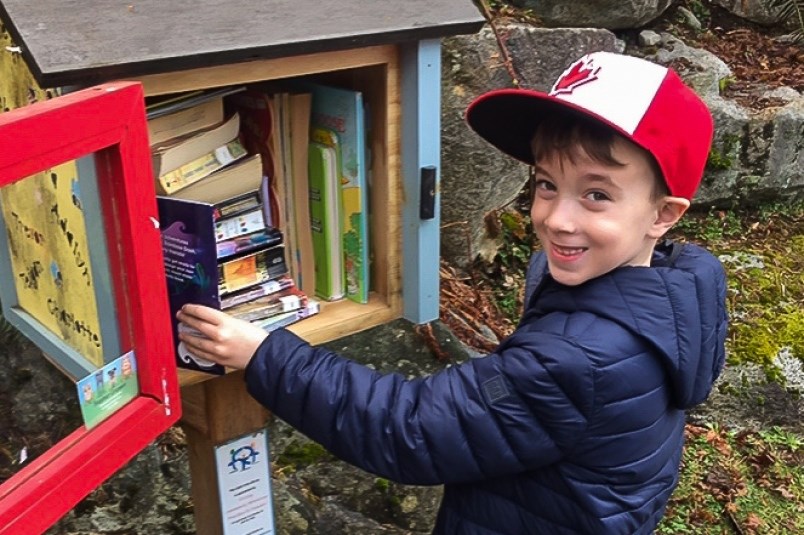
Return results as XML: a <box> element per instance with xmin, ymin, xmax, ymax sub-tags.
<box><xmin>0</xmin><ymin>1</ymin><xmax>484</xmax><ymax>534</ymax></box>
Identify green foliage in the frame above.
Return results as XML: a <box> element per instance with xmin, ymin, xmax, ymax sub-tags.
<box><xmin>493</xmin><ymin>210</ymin><xmax>532</xmax><ymax>322</ymax></box>
<box><xmin>672</xmin><ymin>207</ymin><xmax>743</xmax><ymax>242</ymax></box>
<box><xmin>658</xmin><ymin>425</ymin><xmax>804</xmax><ymax>534</ymax></box>
<box><xmin>769</xmin><ymin>0</ymin><xmax>804</xmax><ymax>43</ymax></box>
<box><xmin>706</xmin><ymin>134</ymin><xmax>740</xmax><ymax>171</ymax></box>
<box><xmin>718</xmin><ymin>75</ymin><xmax>735</xmax><ymax>94</ymax></box>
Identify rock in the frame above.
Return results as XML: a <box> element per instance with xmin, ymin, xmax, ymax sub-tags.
<box><xmin>711</xmin><ymin>0</ymin><xmax>783</xmax><ymax>26</ymax></box>
<box><xmin>509</xmin><ymin>0</ymin><xmax>674</xmax><ymax>29</ymax></box>
<box><xmin>761</xmin><ymin>97</ymin><xmax>804</xmax><ymax>196</ymax></box>
<box><xmin>638</xmin><ymin>29</ymin><xmax>662</xmax><ymax>47</ymax></box>
<box><xmin>688</xmin><ymin>362</ymin><xmax>804</xmax><ymax>433</ymax></box>
<box><xmin>676</xmin><ymin>6</ymin><xmax>703</xmax><ymax>31</ymax></box>
<box><xmin>646</xmin><ymin>33</ymin><xmax>732</xmax><ymax>98</ymax></box>
<box><xmin>762</xmin><ymin>86</ymin><xmax>801</xmax><ymax>103</ymax></box>
<box><xmin>440</xmin><ymin>25</ymin><xmax>619</xmax><ymax>268</ymax></box>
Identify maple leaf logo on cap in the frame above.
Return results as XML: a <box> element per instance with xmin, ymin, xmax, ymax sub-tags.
<box><xmin>550</xmin><ymin>56</ymin><xmax>601</xmax><ymax>96</ymax></box>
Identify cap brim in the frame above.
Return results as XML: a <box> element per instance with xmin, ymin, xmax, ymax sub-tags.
<box><xmin>465</xmin><ymin>88</ymin><xmax>632</xmax><ymax>165</ymax></box>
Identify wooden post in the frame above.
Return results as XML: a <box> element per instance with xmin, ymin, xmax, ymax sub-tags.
<box><xmin>180</xmin><ymin>372</ymin><xmax>270</xmax><ymax>535</ymax></box>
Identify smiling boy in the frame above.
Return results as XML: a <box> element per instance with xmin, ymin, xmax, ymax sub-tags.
<box><xmin>177</xmin><ymin>52</ymin><xmax>728</xmax><ymax>534</ymax></box>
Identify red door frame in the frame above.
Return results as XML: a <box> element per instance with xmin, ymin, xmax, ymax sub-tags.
<box><xmin>0</xmin><ymin>82</ymin><xmax>181</xmax><ymax>534</ymax></box>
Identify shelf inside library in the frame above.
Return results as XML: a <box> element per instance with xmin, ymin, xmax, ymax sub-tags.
<box><xmin>177</xmin><ymin>292</ymin><xmax>396</xmax><ymax>387</ymax></box>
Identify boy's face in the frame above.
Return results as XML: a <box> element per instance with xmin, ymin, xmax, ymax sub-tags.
<box><xmin>530</xmin><ymin>137</ymin><xmax>682</xmax><ymax>286</ymax></box>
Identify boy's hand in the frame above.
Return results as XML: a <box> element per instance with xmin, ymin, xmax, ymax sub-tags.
<box><xmin>176</xmin><ymin>304</ymin><xmax>268</xmax><ymax>370</ymax></box>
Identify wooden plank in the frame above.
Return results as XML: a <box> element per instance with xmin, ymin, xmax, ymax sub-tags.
<box><xmin>401</xmin><ymin>39</ymin><xmax>443</xmax><ymax>323</ymax></box>
<box><xmin>177</xmin><ymin>296</ymin><xmax>399</xmax><ymax>388</ymax></box>
<box><xmin>180</xmin><ymin>371</ymin><xmax>269</xmax><ymax>535</ymax></box>
<box><xmin>137</xmin><ymin>45</ymin><xmax>395</xmax><ymax>97</ymax></box>
<box><xmin>0</xmin><ymin>0</ymin><xmax>484</xmax><ymax>88</ymax></box>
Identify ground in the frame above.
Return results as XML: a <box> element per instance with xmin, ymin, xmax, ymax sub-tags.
<box><xmin>649</xmin><ymin>1</ymin><xmax>804</xmax><ymax>106</ymax></box>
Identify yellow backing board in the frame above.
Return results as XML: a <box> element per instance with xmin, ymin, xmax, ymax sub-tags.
<box><xmin>1</xmin><ymin>27</ymin><xmax>103</xmax><ymax>366</ymax></box>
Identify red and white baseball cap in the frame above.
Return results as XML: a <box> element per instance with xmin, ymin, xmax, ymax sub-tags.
<box><xmin>465</xmin><ymin>51</ymin><xmax>714</xmax><ymax>200</ymax></box>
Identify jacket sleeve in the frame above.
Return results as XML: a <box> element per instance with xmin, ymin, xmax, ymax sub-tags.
<box><xmin>244</xmin><ymin>327</ymin><xmax>595</xmax><ymax>486</ymax></box>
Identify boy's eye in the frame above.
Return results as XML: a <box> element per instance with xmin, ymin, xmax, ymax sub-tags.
<box><xmin>533</xmin><ymin>179</ymin><xmax>555</xmax><ymax>191</ymax></box>
<box><xmin>585</xmin><ymin>191</ymin><xmax>611</xmax><ymax>202</ymax></box>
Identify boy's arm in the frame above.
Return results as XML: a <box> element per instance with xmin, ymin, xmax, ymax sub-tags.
<box><xmin>244</xmin><ymin>327</ymin><xmax>593</xmax><ymax>486</ymax></box>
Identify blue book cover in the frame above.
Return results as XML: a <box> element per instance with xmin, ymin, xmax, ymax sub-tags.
<box><xmin>157</xmin><ymin>197</ymin><xmax>225</xmax><ymax>375</ymax></box>
<box><xmin>304</xmin><ymin>82</ymin><xmax>370</xmax><ymax>304</ymax></box>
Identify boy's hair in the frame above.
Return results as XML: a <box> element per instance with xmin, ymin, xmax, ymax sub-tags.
<box><xmin>465</xmin><ymin>51</ymin><xmax>714</xmax><ymax>200</ymax></box>
<box><xmin>530</xmin><ymin>110</ymin><xmax>669</xmax><ymax>201</ymax></box>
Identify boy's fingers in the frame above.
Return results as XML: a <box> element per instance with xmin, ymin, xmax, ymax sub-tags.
<box><xmin>179</xmin><ymin>304</ymin><xmax>226</xmax><ymax>325</ymax></box>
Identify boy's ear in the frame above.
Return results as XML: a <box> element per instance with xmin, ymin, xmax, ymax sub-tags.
<box><xmin>649</xmin><ymin>196</ymin><xmax>690</xmax><ymax>239</ymax></box>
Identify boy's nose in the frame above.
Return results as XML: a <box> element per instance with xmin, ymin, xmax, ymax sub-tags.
<box><xmin>543</xmin><ymin>199</ymin><xmax>578</xmax><ymax>234</ymax></box>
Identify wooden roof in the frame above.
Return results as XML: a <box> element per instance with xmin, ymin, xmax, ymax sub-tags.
<box><xmin>0</xmin><ymin>0</ymin><xmax>484</xmax><ymax>87</ymax></box>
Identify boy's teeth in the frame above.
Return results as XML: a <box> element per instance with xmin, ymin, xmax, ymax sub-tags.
<box><xmin>556</xmin><ymin>246</ymin><xmax>583</xmax><ymax>255</ymax></box>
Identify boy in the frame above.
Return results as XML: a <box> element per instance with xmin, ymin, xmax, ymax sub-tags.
<box><xmin>177</xmin><ymin>51</ymin><xmax>727</xmax><ymax>534</ymax></box>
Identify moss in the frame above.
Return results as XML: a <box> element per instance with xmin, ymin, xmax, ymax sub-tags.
<box><xmin>374</xmin><ymin>477</ymin><xmax>390</xmax><ymax>492</ymax></box>
<box><xmin>274</xmin><ymin>442</ymin><xmax>333</xmax><ymax>471</ymax></box>
<box><xmin>724</xmin><ymin>227</ymin><xmax>804</xmax><ymax>383</ymax></box>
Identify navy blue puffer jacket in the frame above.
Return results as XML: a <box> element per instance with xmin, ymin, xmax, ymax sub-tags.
<box><xmin>245</xmin><ymin>241</ymin><xmax>727</xmax><ymax>534</ymax></box>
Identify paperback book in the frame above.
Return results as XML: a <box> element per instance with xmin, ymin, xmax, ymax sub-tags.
<box><xmin>157</xmin><ymin>196</ymin><xmax>289</xmax><ymax>374</ymax></box>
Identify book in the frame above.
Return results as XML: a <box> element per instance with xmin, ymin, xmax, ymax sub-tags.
<box><xmin>146</xmin><ymin>86</ymin><xmax>246</xmax><ymax>121</ymax></box>
<box><xmin>156</xmin><ymin>138</ymin><xmax>248</xmax><ymax>195</ymax></box>
<box><xmin>227</xmin><ymin>286</ymin><xmax>308</xmax><ymax>323</ymax></box>
<box><xmin>286</xmin><ymin>92</ymin><xmax>316</xmax><ymax>297</ymax></box>
<box><xmin>219</xmin><ymin>275</ymin><xmax>295</xmax><ymax>310</ymax></box>
<box><xmin>214</xmin><ymin>206</ymin><xmax>267</xmax><ymax>242</ymax></box>
<box><xmin>217</xmin><ymin>228</ymin><xmax>283</xmax><ymax>260</ymax></box>
<box><xmin>214</xmin><ymin>190</ymin><xmax>262</xmax><ymax>220</ymax></box>
<box><xmin>254</xmin><ymin>299</ymin><xmax>321</xmax><ymax>332</ymax></box>
<box><xmin>151</xmin><ymin>112</ymin><xmax>243</xmax><ymax>178</ymax></box>
<box><xmin>172</xmin><ymin>153</ymin><xmax>263</xmax><ymax>205</ymax></box>
<box><xmin>308</xmin><ymin>141</ymin><xmax>344</xmax><ymax>301</ymax></box>
<box><xmin>157</xmin><ymin>196</ymin><xmax>290</xmax><ymax>375</ymax></box>
<box><xmin>269</xmin><ymin>90</ymin><xmax>316</xmax><ymax>295</ymax></box>
<box><xmin>218</xmin><ymin>245</ymin><xmax>287</xmax><ymax>295</ymax></box>
<box><xmin>157</xmin><ymin>196</ymin><xmax>225</xmax><ymax>375</ymax></box>
<box><xmin>306</xmin><ymin>83</ymin><xmax>370</xmax><ymax>303</ymax></box>
<box><xmin>227</xmin><ymin>91</ymin><xmax>280</xmax><ymax>226</ymax></box>
<box><xmin>147</xmin><ymin>97</ymin><xmax>224</xmax><ymax>147</ymax></box>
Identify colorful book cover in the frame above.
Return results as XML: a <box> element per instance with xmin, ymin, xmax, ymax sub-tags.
<box><xmin>308</xmin><ymin>141</ymin><xmax>344</xmax><ymax>301</ymax></box>
<box><xmin>157</xmin><ymin>196</ymin><xmax>225</xmax><ymax>375</ymax></box>
<box><xmin>306</xmin><ymin>83</ymin><xmax>370</xmax><ymax>303</ymax></box>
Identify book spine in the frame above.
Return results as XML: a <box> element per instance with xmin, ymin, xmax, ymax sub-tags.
<box><xmin>218</xmin><ymin>245</ymin><xmax>287</xmax><ymax>295</ymax></box>
<box><xmin>308</xmin><ymin>141</ymin><xmax>344</xmax><ymax>301</ymax></box>
<box><xmin>214</xmin><ymin>208</ymin><xmax>266</xmax><ymax>241</ymax></box>
<box><xmin>229</xmin><ymin>291</ymin><xmax>307</xmax><ymax>323</ymax></box>
<box><xmin>158</xmin><ymin>139</ymin><xmax>247</xmax><ymax>195</ymax></box>
<box><xmin>254</xmin><ymin>300</ymin><xmax>320</xmax><ymax>332</ymax></box>
<box><xmin>216</xmin><ymin>228</ymin><xmax>283</xmax><ymax>260</ymax></box>
<box><xmin>219</xmin><ymin>276</ymin><xmax>295</xmax><ymax>309</ymax></box>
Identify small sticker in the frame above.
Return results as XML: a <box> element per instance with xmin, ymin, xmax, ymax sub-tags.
<box><xmin>76</xmin><ymin>351</ymin><xmax>139</xmax><ymax>429</ymax></box>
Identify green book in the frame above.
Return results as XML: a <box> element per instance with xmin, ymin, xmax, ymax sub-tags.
<box><xmin>308</xmin><ymin>141</ymin><xmax>344</xmax><ymax>300</ymax></box>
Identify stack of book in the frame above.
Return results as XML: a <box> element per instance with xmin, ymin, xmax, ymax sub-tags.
<box><xmin>148</xmin><ymin>89</ymin><xmax>319</xmax><ymax>375</ymax></box>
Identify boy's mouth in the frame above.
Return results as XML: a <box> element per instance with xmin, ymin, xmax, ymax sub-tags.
<box><xmin>551</xmin><ymin>244</ymin><xmax>587</xmax><ymax>260</ymax></box>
